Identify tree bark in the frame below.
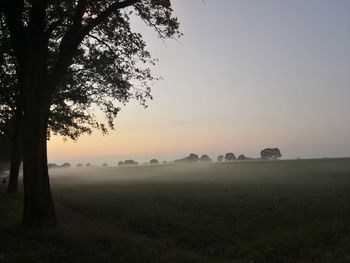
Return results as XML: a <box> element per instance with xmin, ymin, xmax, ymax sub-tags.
<box><xmin>4</xmin><ymin>0</ymin><xmax>57</xmax><ymax>227</ymax></box>
<box><xmin>21</xmin><ymin>86</ymin><xmax>57</xmax><ymax>227</ymax></box>
<box><xmin>7</xmin><ymin>109</ymin><xmax>23</xmax><ymax>194</ymax></box>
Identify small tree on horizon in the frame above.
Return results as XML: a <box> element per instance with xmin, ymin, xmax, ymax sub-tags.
<box><xmin>225</xmin><ymin>153</ymin><xmax>236</xmax><ymax>162</ymax></box>
<box><xmin>200</xmin><ymin>154</ymin><xmax>212</xmax><ymax>162</ymax></box>
<box><xmin>61</xmin><ymin>163</ymin><xmax>71</xmax><ymax>168</ymax></box>
<box><xmin>149</xmin><ymin>159</ymin><xmax>159</xmax><ymax>165</ymax></box>
<box><xmin>188</xmin><ymin>153</ymin><xmax>199</xmax><ymax>162</ymax></box>
<box><xmin>123</xmin><ymin>160</ymin><xmax>138</xmax><ymax>165</ymax></box>
<box><xmin>260</xmin><ymin>148</ymin><xmax>282</xmax><ymax>160</ymax></box>
<box><xmin>237</xmin><ymin>154</ymin><xmax>247</xmax><ymax>161</ymax></box>
<box><xmin>217</xmin><ymin>155</ymin><xmax>224</xmax><ymax>162</ymax></box>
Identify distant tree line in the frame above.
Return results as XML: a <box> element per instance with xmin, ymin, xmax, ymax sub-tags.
<box><xmin>118</xmin><ymin>160</ymin><xmax>139</xmax><ymax>166</ymax></box>
<box><xmin>48</xmin><ymin>163</ymin><xmax>71</xmax><ymax>169</ymax></box>
<box><xmin>46</xmin><ymin>147</ymin><xmax>282</xmax><ymax>170</ymax></box>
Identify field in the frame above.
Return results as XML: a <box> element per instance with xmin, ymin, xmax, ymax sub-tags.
<box><xmin>1</xmin><ymin>158</ymin><xmax>350</xmax><ymax>262</ymax></box>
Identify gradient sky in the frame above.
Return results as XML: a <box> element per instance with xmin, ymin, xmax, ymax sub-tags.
<box><xmin>48</xmin><ymin>0</ymin><xmax>350</xmax><ymax>164</ymax></box>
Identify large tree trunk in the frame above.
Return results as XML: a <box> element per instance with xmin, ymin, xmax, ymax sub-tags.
<box><xmin>21</xmin><ymin>37</ymin><xmax>57</xmax><ymax>227</ymax></box>
<box><xmin>22</xmin><ymin>92</ymin><xmax>56</xmax><ymax>227</ymax></box>
<box><xmin>7</xmin><ymin>110</ymin><xmax>23</xmax><ymax>194</ymax></box>
<box><xmin>4</xmin><ymin>0</ymin><xmax>57</xmax><ymax>227</ymax></box>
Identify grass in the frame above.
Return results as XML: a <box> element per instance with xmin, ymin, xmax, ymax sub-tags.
<box><xmin>1</xmin><ymin>158</ymin><xmax>350</xmax><ymax>262</ymax></box>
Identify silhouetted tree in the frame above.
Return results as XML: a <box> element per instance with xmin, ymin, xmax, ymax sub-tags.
<box><xmin>102</xmin><ymin>163</ymin><xmax>108</xmax><ymax>167</ymax></box>
<box><xmin>0</xmin><ymin>19</ymin><xmax>111</xmax><ymax>194</ymax></box>
<box><xmin>260</xmin><ymin>148</ymin><xmax>282</xmax><ymax>160</ymax></box>
<box><xmin>237</xmin><ymin>154</ymin><xmax>247</xmax><ymax>161</ymax></box>
<box><xmin>149</xmin><ymin>159</ymin><xmax>159</xmax><ymax>165</ymax></box>
<box><xmin>118</xmin><ymin>161</ymin><xmax>124</xmax><ymax>166</ymax></box>
<box><xmin>61</xmin><ymin>163</ymin><xmax>71</xmax><ymax>168</ymax></box>
<box><xmin>200</xmin><ymin>154</ymin><xmax>211</xmax><ymax>162</ymax></box>
<box><xmin>188</xmin><ymin>153</ymin><xmax>199</xmax><ymax>162</ymax></box>
<box><xmin>0</xmin><ymin>134</ymin><xmax>10</xmax><ymax>172</ymax></box>
<box><xmin>0</xmin><ymin>0</ymin><xmax>180</xmax><ymax>226</ymax></box>
<box><xmin>76</xmin><ymin>163</ymin><xmax>83</xmax><ymax>168</ymax></box>
<box><xmin>0</xmin><ymin>27</ymin><xmax>22</xmax><ymax>193</ymax></box>
<box><xmin>217</xmin><ymin>155</ymin><xmax>224</xmax><ymax>162</ymax></box>
<box><xmin>225</xmin><ymin>153</ymin><xmax>236</xmax><ymax>161</ymax></box>
<box><xmin>86</xmin><ymin>163</ymin><xmax>91</xmax><ymax>168</ymax></box>
<box><xmin>123</xmin><ymin>160</ymin><xmax>138</xmax><ymax>165</ymax></box>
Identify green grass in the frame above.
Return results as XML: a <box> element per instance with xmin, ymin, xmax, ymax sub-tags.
<box><xmin>1</xmin><ymin>158</ymin><xmax>350</xmax><ymax>262</ymax></box>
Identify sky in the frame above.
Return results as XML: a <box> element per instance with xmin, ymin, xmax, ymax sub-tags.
<box><xmin>48</xmin><ymin>0</ymin><xmax>350</xmax><ymax>165</ymax></box>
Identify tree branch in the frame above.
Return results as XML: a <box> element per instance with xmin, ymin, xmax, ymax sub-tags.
<box><xmin>82</xmin><ymin>0</ymin><xmax>141</xmax><ymax>34</ymax></box>
<box><xmin>87</xmin><ymin>33</ymin><xmax>113</xmax><ymax>52</ymax></box>
<box><xmin>48</xmin><ymin>0</ymin><xmax>141</xmax><ymax>94</ymax></box>
<box><xmin>73</xmin><ymin>0</ymin><xmax>87</xmax><ymax>26</ymax></box>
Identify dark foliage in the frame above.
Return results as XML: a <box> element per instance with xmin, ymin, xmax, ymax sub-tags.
<box><xmin>217</xmin><ymin>155</ymin><xmax>224</xmax><ymax>162</ymax></box>
<box><xmin>61</xmin><ymin>163</ymin><xmax>71</xmax><ymax>168</ymax></box>
<box><xmin>199</xmin><ymin>154</ymin><xmax>211</xmax><ymax>162</ymax></box>
<box><xmin>237</xmin><ymin>154</ymin><xmax>247</xmax><ymax>161</ymax></box>
<box><xmin>123</xmin><ymin>160</ymin><xmax>138</xmax><ymax>165</ymax></box>
<box><xmin>149</xmin><ymin>159</ymin><xmax>159</xmax><ymax>165</ymax></box>
<box><xmin>260</xmin><ymin>148</ymin><xmax>282</xmax><ymax>160</ymax></box>
<box><xmin>224</xmin><ymin>152</ymin><xmax>236</xmax><ymax>161</ymax></box>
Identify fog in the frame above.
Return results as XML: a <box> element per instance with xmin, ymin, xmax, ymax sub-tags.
<box><xmin>49</xmin><ymin>159</ymin><xmax>349</xmax><ymax>189</ymax></box>
<box><xmin>49</xmin><ymin>162</ymin><xmax>257</xmax><ymax>186</ymax></box>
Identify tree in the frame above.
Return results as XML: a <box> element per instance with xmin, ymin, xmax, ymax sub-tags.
<box><xmin>0</xmin><ymin>134</ymin><xmax>10</xmax><ymax>172</ymax></box>
<box><xmin>149</xmin><ymin>159</ymin><xmax>159</xmax><ymax>165</ymax></box>
<box><xmin>118</xmin><ymin>161</ymin><xmax>124</xmax><ymax>166</ymax></box>
<box><xmin>61</xmin><ymin>163</ymin><xmax>71</xmax><ymax>168</ymax></box>
<box><xmin>225</xmin><ymin>153</ymin><xmax>236</xmax><ymax>161</ymax></box>
<box><xmin>217</xmin><ymin>155</ymin><xmax>224</xmax><ymax>162</ymax></box>
<box><xmin>76</xmin><ymin>163</ymin><xmax>83</xmax><ymax>168</ymax></box>
<box><xmin>199</xmin><ymin>154</ymin><xmax>211</xmax><ymax>162</ymax></box>
<box><xmin>260</xmin><ymin>148</ymin><xmax>282</xmax><ymax>160</ymax></box>
<box><xmin>101</xmin><ymin>163</ymin><xmax>108</xmax><ymax>167</ymax></box>
<box><xmin>187</xmin><ymin>153</ymin><xmax>199</xmax><ymax>162</ymax></box>
<box><xmin>237</xmin><ymin>154</ymin><xmax>246</xmax><ymax>161</ymax></box>
<box><xmin>0</xmin><ymin>17</ymin><xmax>22</xmax><ymax>192</ymax></box>
<box><xmin>123</xmin><ymin>160</ymin><xmax>138</xmax><ymax>165</ymax></box>
<box><xmin>1</xmin><ymin>8</ymin><xmax>155</xmax><ymax>194</ymax></box>
<box><xmin>0</xmin><ymin>0</ymin><xmax>180</xmax><ymax>226</ymax></box>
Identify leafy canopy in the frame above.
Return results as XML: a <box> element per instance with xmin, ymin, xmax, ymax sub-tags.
<box><xmin>0</xmin><ymin>0</ymin><xmax>181</xmax><ymax>139</ymax></box>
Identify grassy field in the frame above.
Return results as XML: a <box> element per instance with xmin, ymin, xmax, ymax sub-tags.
<box><xmin>1</xmin><ymin>158</ymin><xmax>350</xmax><ymax>262</ymax></box>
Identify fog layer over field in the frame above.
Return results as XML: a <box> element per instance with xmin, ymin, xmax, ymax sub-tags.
<box><xmin>49</xmin><ymin>158</ymin><xmax>350</xmax><ymax>188</ymax></box>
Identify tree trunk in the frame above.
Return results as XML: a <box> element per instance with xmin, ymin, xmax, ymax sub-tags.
<box><xmin>4</xmin><ymin>0</ymin><xmax>57</xmax><ymax>227</ymax></box>
<box><xmin>7</xmin><ymin>110</ymin><xmax>23</xmax><ymax>194</ymax></box>
<box><xmin>22</xmin><ymin>95</ymin><xmax>57</xmax><ymax>227</ymax></box>
<box><xmin>21</xmin><ymin>42</ymin><xmax>57</xmax><ymax>227</ymax></box>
